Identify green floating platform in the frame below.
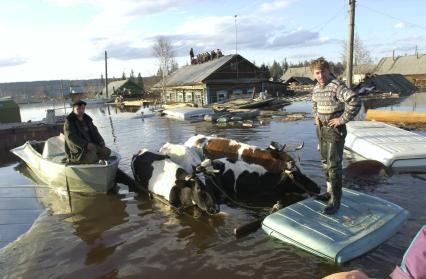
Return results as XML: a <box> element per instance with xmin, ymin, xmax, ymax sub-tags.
<box><xmin>262</xmin><ymin>188</ymin><xmax>409</xmax><ymax>264</ymax></box>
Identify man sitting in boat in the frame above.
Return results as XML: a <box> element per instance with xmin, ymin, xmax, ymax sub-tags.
<box><xmin>64</xmin><ymin>100</ymin><xmax>111</xmax><ymax>164</ymax></box>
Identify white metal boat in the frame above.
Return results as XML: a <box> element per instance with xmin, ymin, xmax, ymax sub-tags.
<box><xmin>345</xmin><ymin>121</ymin><xmax>426</xmax><ymax>172</ymax></box>
<box><xmin>11</xmin><ymin>134</ymin><xmax>120</xmax><ymax>193</ymax></box>
<box><xmin>80</xmin><ymin>95</ymin><xmax>113</xmax><ymax>105</ymax></box>
<box><xmin>164</xmin><ymin>107</ymin><xmax>214</xmax><ymax>121</ymax></box>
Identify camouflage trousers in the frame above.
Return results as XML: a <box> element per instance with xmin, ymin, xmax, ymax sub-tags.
<box><xmin>316</xmin><ymin>124</ymin><xmax>347</xmax><ymax>188</ymax></box>
<box><xmin>78</xmin><ymin>145</ymin><xmax>111</xmax><ymax>164</ymax></box>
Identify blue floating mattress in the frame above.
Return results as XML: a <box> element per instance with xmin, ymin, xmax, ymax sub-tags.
<box><xmin>262</xmin><ymin>188</ymin><xmax>408</xmax><ymax>264</ymax></box>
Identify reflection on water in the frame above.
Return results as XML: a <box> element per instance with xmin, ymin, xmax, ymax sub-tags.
<box><xmin>363</xmin><ymin>92</ymin><xmax>426</xmax><ymax>112</ymax></box>
<box><xmin>1</xmin><ymin>100</ymin><xmax>426</xmax><ymax>278</ymax></box>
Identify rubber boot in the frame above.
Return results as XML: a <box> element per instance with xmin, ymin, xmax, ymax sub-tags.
<box><xmin>316</xmin><ymin>181</ymin><xmax>332</xmax><ymax>201</ymax></box>
<box><xmin>323</xmin><ymin>183</ymin><xmax>342</xmax><ymax>215</ymax></box>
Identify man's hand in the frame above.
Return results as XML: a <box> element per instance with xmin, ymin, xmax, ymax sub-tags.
<box><xmin>328</xmin><ymin>118</ymin><xmax>341</xmax><ymax>128</ymax></box>
<box><xmin>87</xmin><ymin>142</ymin><xmax>96</xmax><ymax>151</ymax></box>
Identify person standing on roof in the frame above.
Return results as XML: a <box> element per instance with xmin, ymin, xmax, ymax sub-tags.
<box><xmin>64</xmin><ymin>100</ymin><xmax>111</xmax><ymax>164</ymax></box>
<box><xmin>311</xmin><ymin>57</ymin><xmax>361</xmax><ymax>215</ymax></box>
<box><xmin>189</xmin><ymin>48</ymin><xmax>194</xmax><ymax>64</ymax></box>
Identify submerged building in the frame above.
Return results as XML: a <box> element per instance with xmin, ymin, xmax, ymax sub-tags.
<box><xmin>102</xmin><ymin>79</ymin><xmax>144</xmax><ymax>99</ymax></box>
<box><xmin>152</xmin><ymin>54</ymin><xmax>287</xmax><ymax>106</ymax></box>
<box><xmin>374</xmin><ymin>54</ymin><xmax>426</xmax><ymax>90</ymax></box>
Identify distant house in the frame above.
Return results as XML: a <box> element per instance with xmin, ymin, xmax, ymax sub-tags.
<box><xmin>152</xmin><ymin>54</ymin><xmax>286</xmax><ymax>106</ymax></box>
<box><xmin>69</xmin><ymin>86</ymin><xmax>84</xmax><ymax>94</ymax></box>
<box><xmin>343</xmin><ymin>64</ymin><xmax>376</xmax><ymax>85</ymax></box>
<box><xmin>102</xmin><ymin>79</ymin><xmax>144</xmax><ymax>99</ymax></box>
<box><xmin>281</xmin><ymin>66</ymin><xmax>313</xmax><ymax>83</ymax></box>
<box><xmin>374</xmin><ymin>54</ymin><xmax>426</xmax><ymax>90</ymax></box>
<box><xmin>69</xmin><ymin>86</ymin><xmax>86</xmax><ymax>103</ymax></box>
<box><xmin>283</xmin><ymin>76</ymin><xmax>315</xmax><ymax>91</ymax></box>
<box><xmin>355</xmin><ymin>74</ymin><xmax>417</xmax><ymax>96</ymax></box>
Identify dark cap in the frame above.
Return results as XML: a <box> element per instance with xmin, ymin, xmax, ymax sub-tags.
<box><xmin>72</xmin><ymin>100</ymin><xmax>87</xmax><ymax>107</ymax></box>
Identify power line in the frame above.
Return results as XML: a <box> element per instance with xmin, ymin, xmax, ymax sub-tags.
<box><xmin>358</xmin><ymin>2</ymin><xmax>426</xmax><ymax>31</ymax></box>
<box><xmin>310</xmin><ymin>2</ymin><xmax>347</xmax><ymax>32</ymax></box>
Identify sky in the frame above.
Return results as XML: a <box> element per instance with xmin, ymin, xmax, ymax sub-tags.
<box><xmin>0</xmin><ymin>0</ymin><xmax>425</xmax><ymax>83</ymax></box>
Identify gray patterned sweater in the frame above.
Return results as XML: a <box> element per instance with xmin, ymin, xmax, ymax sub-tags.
<box><xmin>312</xmin><ymin>78</ymin><xmax>361</xmax><ymax>125</ymax></box>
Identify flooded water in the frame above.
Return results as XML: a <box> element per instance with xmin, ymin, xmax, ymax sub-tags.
<box><xmin>1</xmin><ymin>95</ymin><xmax>426</xmax><ymax>278</ymax></box>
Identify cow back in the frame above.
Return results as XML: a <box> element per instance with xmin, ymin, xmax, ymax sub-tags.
<box><xmin>204</xmin><ymin>138</ymin><xmax>287</xmax><ymax>173</ymax></box>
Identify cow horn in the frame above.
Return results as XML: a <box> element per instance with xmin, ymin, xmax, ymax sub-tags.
<box><xmin>284</xmin><ymin>141</ymin><xmax>304</xmax><ymax>152</ymax></box>
<box><xmin>269</xmin><ymin>141</ymin><xmax>285</xmax><ymax>151</ymax></box>
<box><xmin>184</xmin><ymin>175</ymin><xmax>192</xmax><ymax>181</ymax></box>
<box><xmin>295</xmin><ymin>141</ymin><xmax>304</xmax><ymax>150</ymax></box>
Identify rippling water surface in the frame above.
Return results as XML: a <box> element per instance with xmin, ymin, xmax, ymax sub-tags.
<box><xmin>1</xmin><ymin>96</ymin><xmax>426</xmax><ymax>278</ymax></box>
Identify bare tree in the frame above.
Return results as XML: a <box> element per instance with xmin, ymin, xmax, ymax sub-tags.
<box><xmin>341</xmin><ymin>33</ymin><xmax>373</xmax><ymax>67</ymax></box>
<box><xmin>153</xmin><ymin>36</ymin><xmax>175</xmax><ymax>102</ymax></box>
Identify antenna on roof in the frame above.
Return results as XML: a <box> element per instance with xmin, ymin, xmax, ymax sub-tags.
<box><xmin>105</xmin><ymin>51</ymin><xmax>109</xmax><ymax>98</ymax></box>
<box><xmin>234</xmin><ymin>15</ymin><xmax>238</xmax><ymax>55</ymax></box>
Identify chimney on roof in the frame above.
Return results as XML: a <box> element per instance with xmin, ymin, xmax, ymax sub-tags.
<box><xmin>392</xmin><ymin>50</ymin><xmax>395</xmax><ymax>61</ymax></box>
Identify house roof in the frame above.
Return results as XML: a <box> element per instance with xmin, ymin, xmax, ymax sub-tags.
<box><xmin>102</xmin><ymin>79</ymin><xmax>140</xmax><ymax>95</ymax></box>
<box><xmin>358</xmin><ymin>74</ymin><xmax>417</xmax><ymax>95</ymax></box>
<box><xmin>374</xmin><ymin>54</ymin><xmax>426</xmax><ymax>75</ymax></box>
<box><xmin>69</xmin><ymin>86</ymin><xmax>84</xmax><ymax>94</ymax></box>
<box><xmin>281</xmin><ymin>66</ymin><xmax>312</xmax><ymax>82</ymax></box>
<box><xmin>284</xmin><ymin>76</ymin><xmax>315</xmax><ymax>85</ymax></box>
<box><xmin>153</xmin><ymin>54</ymin><xmax>247</xmax><ymax>88</ymax></box>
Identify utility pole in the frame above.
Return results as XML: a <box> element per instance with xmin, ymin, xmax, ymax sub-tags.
<box><xmin>346</xmin><ymin>0</ymin><xmax>355</xmax><ymax>88</ymax></box>
<box><xmin>105</xmin><ymin>51</ymin><xmax>109</xmax><ymax>97</ymax></box>
<box><xmin>60</xmin><ymin>80</ymin><xmax>66</xmax><ymax>114</ymax></box>
<box><xmin>234</xmin><ymin>14</ymin><xmax>239</xmax><ymax>80</ymax></box>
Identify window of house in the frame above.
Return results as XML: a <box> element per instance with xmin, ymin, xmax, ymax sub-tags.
<box><xmin>185</xmin><ymin>92</ymin><xmax>193</xmax><ymax>103</ymax></box>
<box><xmin>177</xmin><ymin>92</ymin><xmax>184</xmax><ymax>102</ymax></box>
<box><xmin>170</xmin><ymin>92</ymin><xmax>176</xmax><ymax>102</ymax></box>
<box><xmin>217</xmin><ymin>90</ymin><xmax>228</xmax><ymax>102</ymax></box>
<box><xmin>194</xmin><ymin>92</ymin><xmax>202</xmax><ymax>105</ymax></box>
<box><xmin>233</xmin><ymin>89</ymin><xmax>242</xmax><ymax>96</ymax></box>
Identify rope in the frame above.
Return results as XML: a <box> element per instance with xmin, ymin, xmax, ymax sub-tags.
<box><xmin>286</xmin><ymin>171</ymin><xmax>319</xmax><ymax>197</ymax></box>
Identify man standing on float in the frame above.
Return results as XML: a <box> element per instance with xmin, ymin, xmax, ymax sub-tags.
<box><xmin>311</xmin><ymin>57</ymin><xmax>361</xmax><ymax>215</ymax></box>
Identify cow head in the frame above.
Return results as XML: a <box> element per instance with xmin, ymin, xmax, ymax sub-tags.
<box><xmin>267</xmin><ymin>141</ymin><xmax>303</xmax><ymax>165</ymax></box>
<box><xmin>268</xmin><ymin>141</ymin><xmax>320</xmax><ymax>195</ymax></box>
<box><xmin>178</xmin><ymin>170</ymin><xmax>220</xmax><ymax>215</ymax></box>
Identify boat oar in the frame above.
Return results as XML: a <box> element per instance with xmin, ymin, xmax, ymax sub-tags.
<box><xmin>234</xmin><ymin>217</ymin><xmax>265</xmax><ymax>238</ymax></box>
<box><xmin>234</xmin><ymin>201</ymin><xmax>284</xmax><ymax>238</ymax></box>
